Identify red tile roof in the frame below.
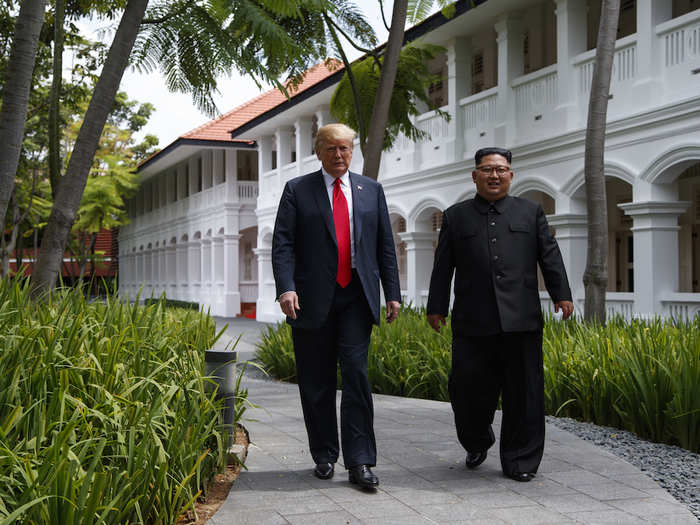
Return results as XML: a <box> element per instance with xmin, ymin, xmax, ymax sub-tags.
<box><xmin>182</xmin><ymin>60</ymin><xmax>344</xmax><ymax>142</ymax></box>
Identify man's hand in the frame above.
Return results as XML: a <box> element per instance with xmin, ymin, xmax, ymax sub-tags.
<box><xmin>386</xmin><ymin>301</ymin><xmax>400</xmax><ymax>323</ymax></box>
<box><xmin>427</xmin><ymin>314</ymin><xmax>447</xmax><ymax>333</ymax></box>
<box><xmin>279</xmin><ymin>291</ymin><xmax>300</xmax><ymax>319</ymax></box>
<box><xmin>554</xmin><ymin>300</ymin><xmax>574</xmax><ymax>321</ymax></box>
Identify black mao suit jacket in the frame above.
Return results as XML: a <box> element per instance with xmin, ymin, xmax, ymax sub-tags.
<box><xmin>272</xmin><ymin>170</ymin><xmax>401</xmax><ymax>330</ymax></box>
<box><xmin>427</xmin><ymin>195</ymin><xmax>571</xmax><ymax>336</ymax></box>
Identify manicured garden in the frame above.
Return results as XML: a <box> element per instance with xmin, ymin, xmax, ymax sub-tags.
<box><xmin>0</xmin><ymin>281</ymin><xmax>244</xmax><ymax>524</ymax></box>
<box><xmin>256</xmin><ymin>306</ymin><xmax>700</xmax><ymax>453</ymax></box>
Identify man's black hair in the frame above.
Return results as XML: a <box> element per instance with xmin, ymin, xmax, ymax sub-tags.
<box><xmin>475</xmin><ymin>147</ymin><xmax>512</xmax><ymax>166</ymax></box>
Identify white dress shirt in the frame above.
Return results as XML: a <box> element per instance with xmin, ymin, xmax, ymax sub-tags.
<box><xmin>322</xmin><ymin>168</ymin><xmax>356</xmax><ymax>267</ymax></box>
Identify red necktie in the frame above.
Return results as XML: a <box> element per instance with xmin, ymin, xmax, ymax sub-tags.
<box><xmin>333</xmin><ymin>178</ymin><xmax>351</xmax><ymax>288</ymax></box>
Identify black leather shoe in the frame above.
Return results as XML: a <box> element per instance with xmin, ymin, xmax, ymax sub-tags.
<box><xmin>507</xmin><ymin>471</ymin><xmax>535</xmax><ymax>482</ymax></box>
<box><xmin>313</xmin><ymin>462</ymin><xmax>334</xmax><ymax>480</ymax></box>
<box><xmin>465</xmin><ymin>450</ymin><xmax>487</xmax><ymax>469</ymax></box>
<box><xmin>348</xmin><ymin>465</ymin><xmax>379</xmax><ymax>489</ymax></box>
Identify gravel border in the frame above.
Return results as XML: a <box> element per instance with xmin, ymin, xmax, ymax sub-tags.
<box><xmin>547</xmin><ymin>416</ymin><xmax>700</xmax><ymax>520</ymax></box>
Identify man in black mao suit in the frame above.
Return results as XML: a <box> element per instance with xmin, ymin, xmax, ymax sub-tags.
<box><xmin>427</xmin><ymin>147</ymin><xmax>573</xmax><ymax>482</ymax></box>
<box><xmin>272</xmin><ymin>123</ymin><xmax>401</xmax><ymax>489</ymax></box>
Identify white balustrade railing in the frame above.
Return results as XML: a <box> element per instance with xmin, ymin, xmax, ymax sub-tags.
<box><xmin>301</xmin><ymin>155</ymin><xmax>320</xmax><ymax>175</ymax></box>
<box><xmin>416</xmin><ymin>109</ymin><xmax>449</xmax><ymax>141</ymax></box>
<box><xmin>281</xmin><ymin>163</ymin><xmax>298</xmax><ymax>184</ymax></box>
<box><xmin>512</xmin><ymin>65</ymin><xmax>558</xmax><ymax>116</ymax></box>
<box><xmin>605</xmin><ymin>293</ymin><xmax>635</xmax><ymax>320</ymax></box>
<box><xmin>657</xmin><ymin>10</ymin><xmax>700</xmax><ymax>68</ymax></box>
<box><xmin>661</xmin><ymin>293</ymin><xmax>700</xmax><ymax>320</ymax></box>
<box><xmin>574</xmin><ymin>36</ymin><xmax>637</xmax><ymax>94</ymax></box>
<box><xmin>237</xmin><ymin>181</ymin><xmax>258</xmax><ymax>201</ymax></box>
<box><xmin>460</xmin><ymin>88</ymin><xmax>498</xmax><ymax>130</ymax></box>
<box><xmin>239</xmin><ymin>281</ymin><xmax>259</xmax><ymax>303</ymax></box>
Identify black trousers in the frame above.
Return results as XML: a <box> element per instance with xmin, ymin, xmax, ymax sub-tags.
<box><xmin>449</xmin><ymin>331</ymin><xmax>545</xmax><ymax>476</ymax></box>
<box><xmin>291</xmin><ymin>272</ymin><xmax>376</xmax><ymax>468</ymax></box>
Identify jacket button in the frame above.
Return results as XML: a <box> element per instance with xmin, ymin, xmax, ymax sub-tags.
<box><xmin>490</xmin><ymin>221</ymin><xmax>496</xmax><ymax>226</ymax></box>
<box><xmin>493</xmin><ymin>255</ymin><xmax>499</xmax><ymax>261</ymax></box>
<box><xmin>491</xmin><ymin>238</ymin><xmax>497</xmax><ymax>243</ymax></box>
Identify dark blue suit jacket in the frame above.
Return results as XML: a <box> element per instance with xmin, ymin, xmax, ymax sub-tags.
<box><xmin>272</xmin><ymin>170</ymin><xmax>401</xmax><ymax>330</ymax></box>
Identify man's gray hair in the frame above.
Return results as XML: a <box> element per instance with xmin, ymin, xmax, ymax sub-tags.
<box><xmin>314</xmin><ymin>123</ymin><xmax>356</xmax><ymax>153</ymax></box>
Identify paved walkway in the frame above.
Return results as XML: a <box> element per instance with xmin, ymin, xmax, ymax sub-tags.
<box><xmin>210</xmin><ymin>319</ymin><xmax>697</xmax><ymax>524</ymax></box>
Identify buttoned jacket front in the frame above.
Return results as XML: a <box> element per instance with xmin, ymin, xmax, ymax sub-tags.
<box><xmin>272</xmin><ymin>170</ymin><xmax>401</xmax><ymax>330</ymax></box>
<box><xmin>427</xmin><ymin>194</ymin><xmax>572</xmax><ymax>336</ymax></box>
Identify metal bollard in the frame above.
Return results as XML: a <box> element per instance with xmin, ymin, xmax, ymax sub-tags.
<box><xmin>204</xmin><ymin>349</ymin><xmax>238</xmax><ymax>437</ymax></box>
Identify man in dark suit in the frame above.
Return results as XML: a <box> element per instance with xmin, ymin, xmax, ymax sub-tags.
<box><xmin>426</xmin><ymin>147</ymin><xmax>573</xmax><ymax>482</ymax></box>
<box><xmin>272</xmin><ymin>123</ymin><xmax>401</xmax><ymax>489</ymax></box>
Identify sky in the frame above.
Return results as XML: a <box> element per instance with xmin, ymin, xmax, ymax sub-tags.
<box><xmin>76</xmin><ymin>1</ymin><xmax>413</xmax><ymax>149</ymax></box>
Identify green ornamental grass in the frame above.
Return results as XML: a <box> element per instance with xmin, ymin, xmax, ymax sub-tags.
<box><xmin>0</xmin><ymin>280</ymin><xmax>245</xmax><ymax>524</ymax></box>
<box><xmin>256</xmin><ymin>307</ymin><xmax>699</xmax><ymax>453</ymax></box>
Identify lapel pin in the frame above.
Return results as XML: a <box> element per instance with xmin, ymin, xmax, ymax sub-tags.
<box><xmin>357</xmin><ymin>185</ymin><xmax>363</xmax><ymax>190</ymax></box>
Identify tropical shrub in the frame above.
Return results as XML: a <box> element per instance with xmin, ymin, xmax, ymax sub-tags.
<box><xmin>0</xmin><ymin>281</ymin><xmax>243</xmax><ymax>524</ymax></box>
<box><xmin>256</xmin><ymin>307</ymin><xmax>700</xmax><ymax>452</ymax></box>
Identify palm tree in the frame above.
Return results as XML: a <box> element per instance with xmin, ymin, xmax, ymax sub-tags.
<box><xmin>0</xmin><ymin>0</ymin><xmax>47</xmax><ymax>231</ymax></box>
<box><xmin>30</xmin><ymin>0</ymin><xmax>335</xmax><ymax>295</ymax></box>
<box><xmin>583</xmin><ymin>0</ymin><xmax>621</xmax><ymax>323</ymax></box>
<box><xmin>362</xmin><ymin>0</ymin><xmax>409</xmax><ymax>180</ymax></box>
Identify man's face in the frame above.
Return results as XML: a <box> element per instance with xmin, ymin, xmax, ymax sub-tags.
<box><xmin>472</xmin><ymin>154</ymin><xmax>513</xmax><ymax>201</ymax></box>
<box><xmin>317</xmin><ymin>138</ymin><xmax>353</xmax><ymax>178</ymax></box>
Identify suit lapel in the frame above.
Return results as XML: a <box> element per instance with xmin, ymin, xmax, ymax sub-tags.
<box><xmin>311</xmin><ymin>170</ymin><xmax>337</xmax><ymax>245</ymax></box>
<box><xmin>349</xmin><ymin>172</ymin><xmax>363</xmax><ymax>246</ymax></box>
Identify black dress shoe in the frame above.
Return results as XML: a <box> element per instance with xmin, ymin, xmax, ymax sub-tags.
<box><xmin>507</xmin><ymin>471</ymin><xmax>535</xmax><ymax>482</ymax></box>
<box><xmin>465</xmin><ymin>450</ymin><xmax>487</xmax><ymax>469</ymax></box>
<box><xmin>313</xmin><ymin>462</ymin><xmax>334</xmax><ymax>480</ymax></box>
<box><xmin>348</xmin><ymin>465</ymin><xmax>379</xmax><ymax>489</ymax></box>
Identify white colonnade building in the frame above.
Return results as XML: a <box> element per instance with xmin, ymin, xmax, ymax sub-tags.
<box><xmin>120</xmin><ymin>0</ymin><xmax>700</xmax><ymax>321</ymax></box>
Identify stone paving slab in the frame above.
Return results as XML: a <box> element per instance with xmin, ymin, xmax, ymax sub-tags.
<box><xmin>211</xmin><ymin>375</ymin><xmax>698</xmax><ymax>524</ymax></box>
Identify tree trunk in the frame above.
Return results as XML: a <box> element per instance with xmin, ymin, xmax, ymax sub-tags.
<box><xmin>49</xmin><ymin>0</ymin><xmax>65</xmax><ymax>198</ymax></box>
<box><xmin>0</xmin><ymin>0</ymin><xmax>47</xmax><ymax>225</ymax></box>
<box><xmin>31</xmin><ymin>0</ymin><xmax>150</xmax><ymax>296</ymax></box>
<box><xmin>583</xmin><ymin>0</ymin><xmax>620</xmax><ymax>324</ymax></box>
<box><xmin>362</xmin><ymin>0</ymin><xmax>408</xmax><ymax>181</ymax></box>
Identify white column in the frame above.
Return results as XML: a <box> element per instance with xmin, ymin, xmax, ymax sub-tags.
<box><xmin>315</xmin><ymin>106</ymin><xmax>332</xmax><ymax>128</ymax></box>
<box><xmin>201</xmin><ymin>238</ymin><xmax>212</xmax><ymax>308</ymax></box>
<box><xmin>151</xmin><ymin>246</ymin><xmax>160</xmax><ymax>296</ymax></box>
<box><xmin>225</xmin><ymin>149</ymin><xmax>238</xmax><ymax>202</ymax></box>
<box><xmin>254</xmin><ymin>246</ymin><xmax>281</xmax><ymax>322</ymax></box>
<box><xmin>275</xmin><ymin>127</ymin><xmax>294</xmax><ymax>172</ymax></box>
<box><xmin>547</xmin><ymin>213</ymin><xmax>588</xmax><ymax>305</ymax></box>
<box><xmin>553</xmin><ymin>0</ymin><xmax>587</xmax><ymax>129</ymax></box>
<box><xmin>136</xmin><ymin>250</ymin><xmax>145</xmax><ymax>292</ymax></box>
<box><xmin>494</xmin><ymin>15</ymin><xmax>524</xmax><ymax>146</ymax></box>
<box><xmin>158</xmin><ymin>245</ymin><xmax>167</xmax><ymax>296</ymax></box>
<box><xmin>223</xmin><ymin>234</ymin><xmax>242</xmax><ymax>317</ymax></box>
<box><xmin>618</xmin><ymin>201</ymin><xmax>691</xmax><ymax>317</ymax></box>
<box><xmin>167</xmin><ymin>243</ymin><xmax>177</xmax><ymax>298</ymax></box>
<box><xmin>257</xmin><ymin>135</ymin><xmax>275</xmax><ymax>208</ymax></box>
<box><xmin>295</xmin><ymin>118</ymin><xmax>314</xmax><ymax>175</ymax></box>
<box><xmin>188</xmin><ymin>240</ymin><xmax>202</xmax><ymax>304</ymax></box>
<box><xmin>176</xmin><ymin>242</ymin><xmax>189</xmax><ymax>301</ymax></box>
<box><xmin>399</xmin><ymin>232</ymin><xmax>438</xmax><ymax>308</ymax></box>
<box><xmin>446</xmin><ymin>37</ymin><xmax>472</xmax><ymax>162</ymax></box>
<box><xmin>177</xmin><ymin>164</ymin><xmax>187</xmax><ymax>200</ymax></box>
<box><xmin>634</xmin><ymin>0</ymin><xmax>672</xmax><ymax>99</ymax></box>
<box><xmin>211</xmin><ymin>236</ymin><xmax>225</xmax><ymax>313</ymax></box>
<box><xmin>144</xmin><ymin>249</ymin><xmax>153</xmax><ymax>296</ymax></box>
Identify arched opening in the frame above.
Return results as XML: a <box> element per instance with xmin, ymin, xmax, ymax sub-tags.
<box><xmin>677</xmin><ymin>163</ymin><xmax>700</xmax><ymax>292</ymax></box>
<box><xmin>571</xmin><ymin>176</ymin><xmax>634</xmax><ymax>292</ymax></box>
<box><xmin>520</xmin><ymin>189</ymin><xmax>556</xmax><ymax>290</ymax></box>
<box><xmin>240</xmin><ymin>226</ymin><xmax>259</xmax><ymax>317</ymax></box>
